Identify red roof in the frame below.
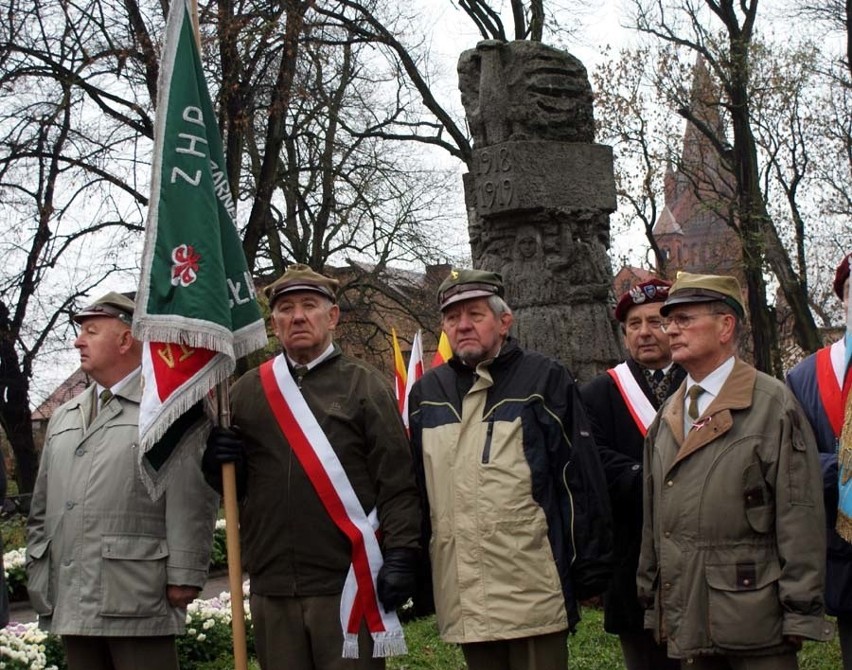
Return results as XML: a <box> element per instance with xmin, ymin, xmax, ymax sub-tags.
<box><xmin>32</xmin><ymin>369</ymin><xmax>89</xmax><ymax>421</ymax></box>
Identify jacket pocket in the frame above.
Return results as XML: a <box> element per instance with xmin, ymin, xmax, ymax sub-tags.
<box><xmin>705</xmin><ymin>560</ymin><xmax>783</xmax><ymax>649</ymax></box>
<box><xmin>26</xmin><ymin>538</ymin><xmax>54</xmax><ymax>616</ymax></box>
<box><xmin>100</xmin><ymin>534</ymin><xmax>169</xmax><ymax>617</ymax></box>
<box><xmin>742</xmin><ymin>461</ymin><xmax>773</xmax><ymax>534</ymax></box>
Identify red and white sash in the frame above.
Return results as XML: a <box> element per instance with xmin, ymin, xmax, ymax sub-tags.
<box><xmin>607</xmin><ymin>362</ymin><xmax>657</xmax><ymax>436</ymax></box>
<box><xmin>817</xmin><ymin>340</ymin><xmax>852</xmax><ymax>438</ymax></box>
<box><xmin>259</xmin><ymin>355</ymin><xmax>407</xmax><ymax>658</ymax></box>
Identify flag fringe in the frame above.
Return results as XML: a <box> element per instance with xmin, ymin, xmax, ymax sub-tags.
<box><xmin>133</xmin><ymin>319</ymin><xmax>267</xmax><ymax>363</ymax></box>
<box><xmin>839</xmin><ymin>512</ymin><xmax>852</xmax><ymax>544</ymax></box>
<box><xmin>138</xmin><ymin>416</ymin><xmax>210</xmax><ymax>502</ymax></box>
<box><xmin>140</xmin><ymin>357</ymin><xmax>231</xmax><ymax>452</ymax></box>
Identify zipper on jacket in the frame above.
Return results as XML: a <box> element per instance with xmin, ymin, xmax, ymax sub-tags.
<box><xmin>482</xmin><ymin>415</ymin><xmax>495</xmax><ymax>464</ymax></box>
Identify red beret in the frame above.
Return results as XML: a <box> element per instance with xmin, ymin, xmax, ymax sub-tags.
<box><xmin>834</xmin><ymin>253</ymin><xmax>851</xmax><ymax>300</ymax></box>
<box><xmin>615</xmin><ymin>278</ymin><xmax>672</xmax><ymax>322</ymax></box>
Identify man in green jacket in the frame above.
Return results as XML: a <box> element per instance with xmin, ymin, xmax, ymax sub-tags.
<box><xmin>203</xmin><ymin>264</ymin><xmax>421</xmax><ymax>670</ymax></box>
<box><xmin>637</xmin><ymin>273</ymin><xmax>833</xmax><ymax>669</ymax></box>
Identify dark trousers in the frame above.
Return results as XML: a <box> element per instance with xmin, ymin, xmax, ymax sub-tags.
<box><xmin>62</xmin><ymin>635</ymin><xmax>179</xmax><ymax>670</ymax></box>
<box><xmin>460</xmin><ymin>630</ymin><xmax>568</xmax><ymax>670</ymax></box>
<box><xmin>618</xmin><ymin>631</ymin><xmax>679</xmax><ymax>670</ymax></box>
<box><xmin>839</xmin><ymin>613</ymin><xmax>852</xmax><ymax>670</ymax></box>
<box><xmin>250</xmin><ymin>592</ymin><xmax>384</xmax><ymax>670</ymax></box>
<box><xmin>678</xmin><ymin>652</ymin><xmax>798</xmax><ymax>670</ymax></box>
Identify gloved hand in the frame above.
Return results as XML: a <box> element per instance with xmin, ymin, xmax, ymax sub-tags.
<box><xmin>201</xmin><ymin>426</ymin><xmax>247</xmax><ymax>498</ymax></box>
<box><xmin>376</xmin><ymin>547</ymin><xmax>419</xmax><ymax>612</ymax></box>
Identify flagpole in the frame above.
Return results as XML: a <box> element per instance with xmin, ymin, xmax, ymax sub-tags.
<box><xmin>217</xmin><ymin>381</ymin><xmax>249</xmax><ymax>670</ymax></box>
<box><xmin>185</xmin><ymin>3</ymin><xmax>248</xmax><ymax>667</ymax></box>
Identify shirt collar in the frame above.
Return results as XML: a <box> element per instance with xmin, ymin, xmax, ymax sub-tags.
<box><xmin>686</xmin><ymin>355</ymin><xmax>735</xmax><ymax>399</ymax></box>
<box><xmin>287</xmin><ymin>342</ymin><xmax>335</xmax><ymax>371</ymax></box>
<box><xmin>96</xmin><ymin>366</ymin><xmax>140</xmax><ymax>399</ymax></box>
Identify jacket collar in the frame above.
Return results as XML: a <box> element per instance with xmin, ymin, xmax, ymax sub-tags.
<box><xmin>661</xmin><ymin>358</ymin><xmax>756</xmax><ymax>464</ymax></box>
<box><xmin>447</xmin><ymin>336</ymin><xmax>521</xmax><ymax>376</ymax></box>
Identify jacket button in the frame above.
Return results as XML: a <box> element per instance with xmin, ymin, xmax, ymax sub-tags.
<box><xmin>65</xmin><ymin>500</ymin><xmax>75</xmax><ymax>510</ymax></box>
<box><xmin>664</xmin><ymin>531</ymin><xmax>671</xmax><ymax>538</ymax></box>
<box><xmin>742</xmin><ymin>578</ymin><xmax>751</xmax><ymax>586</ymax></box>
<box><xmin>666</xmin><ymin>480</ymin><xmax>674</xmax><ymax>487</ymax></box>
<box><xmin>663</xmin><ymin>582</ymin><xmax>671</xmax><ymax>590</ymax></box>
<box><xmin>75</xmin><ymin>448</ymin><xmax>85</xmax><ymax>457</ymax></box>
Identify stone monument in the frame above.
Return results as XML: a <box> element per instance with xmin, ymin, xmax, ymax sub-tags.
<box><xmin>458</xmin><ymin>40</ymin><xmax>622</xmax><ymax>381</ymax></box>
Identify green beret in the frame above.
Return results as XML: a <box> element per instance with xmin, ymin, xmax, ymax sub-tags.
<box><xmin>437</xmin><ymin>268</ymin><xmax>504</xmax><ymax>311</ymax></box>
<box><xmin>660</xmin><ymin>272</ymin><xmax>745</xmax><ymax>317</ymax></box>
<box><xmin>264</xmin><ymin>263</ymin><xmax>339</xmax><ymax>307</ymax></box>
<box><xmin>73</xmin><ymin>291</ymin><xmax>135</xmax><ymax>326</ymax></box>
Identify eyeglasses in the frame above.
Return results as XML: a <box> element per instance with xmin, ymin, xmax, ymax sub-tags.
<box><xmin>660</xmin><ymin>311</ymin><xmax>723</xmax><ymax>333</ymax></box>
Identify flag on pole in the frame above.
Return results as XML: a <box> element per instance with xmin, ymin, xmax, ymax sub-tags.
<box><xmin>401</xmin><ymin>330</ymin><xmax>424</xmax><ymax>430</ymax></box>
<box><xmin>132</xmin><ymin>0</ymin><xmax>267</xmax><ymax>499</ymax></box>
<box><xmin>391</xmin><ymin>328</ymin><xmax>407</xmax><ymax>415</ymax></box>
<box><xmin>431</xmin><ymin>330</ymin><xmax>452</xmax><ymax>368</ymax></box>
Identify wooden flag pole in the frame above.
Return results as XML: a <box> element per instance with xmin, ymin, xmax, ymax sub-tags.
<box><xmin>184</xmin><ymin>1</ymin><xmax>248</xmax><ymax>665</ymax></box>
<box><xmin>217</xmin><ymin>381</ymin><xmax>249</xmax><ymax>670</ymax></box>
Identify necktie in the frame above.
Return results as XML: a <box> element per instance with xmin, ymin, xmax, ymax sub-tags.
<box><xmin>646</xmin><ymin>368</ymin><xmax>668</xmax><ymax>406</ymax></box>
<box><xmin>687</xmin><ymin>385</ymin><xmax>704</xmax><ymax>421</ymax></box>
<box><xmin>292</xmin><ymin>365</ymin><xmax>308</xmax><ymax>383</ymax></box>
<box><xmin>100</xmin><ymin>389</ymin><xmax>114</xmax><ymax>409</ymax></box>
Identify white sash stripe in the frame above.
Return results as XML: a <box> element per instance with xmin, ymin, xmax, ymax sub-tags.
<box><xmin>831</xmin><ymin>339</ymin><xmax>846</xmax><ymax>387</ymax></box>
<box><xmin>609</xmin><ymin>362</ymin><xmax>657</xmax><ymax>434</ymax></box>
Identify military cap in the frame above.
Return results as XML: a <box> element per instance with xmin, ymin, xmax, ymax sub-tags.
<box><xmin>73</xmin><ymin>291</ymin><xmax>135</xmax><ymax>326</ymax></box>
<box><xmin>833</xmin><ymin>252</ymin><xmax>851</xmax><ymax>300</ymax></box>
<box><xmin>264</xmin><ymin>263</ymin><xmax>339</xmax><ymax>307</ymax></box>
<box><xmin>614</xmin><ymin>278</ymin><xmax>672</xmax><ymax>322</ymax></box>
<box><xmin>437</xmin><ymin>268</ymin><xmax>504</xmax><ymax>311</ymax></box>
<box><xmin>660</xmin><ymin>272</ymin><xmax>745</xmax><ymax>317</ymax></box>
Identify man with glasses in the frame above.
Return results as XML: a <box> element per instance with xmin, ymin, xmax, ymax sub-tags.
<box><xmin>786</xmin><ymin>252</ymin><xmax>852</xmax><ymax>668</ymax></box>
<box><xmin>580</xmin><ymin>278</ymin><xmax>683</xmax><ymax>670</ymax></box>
<box><xmin>637</xmin><ymin>272</ymin><xmax>832</xmax><ymax>669</ymax></box>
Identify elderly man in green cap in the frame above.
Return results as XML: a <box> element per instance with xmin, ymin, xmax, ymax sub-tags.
<box><xmin>408</xmin><ymin>268</ymin><xmax>612</xmax><ymax>670</ymax></box>
<box><xmin>637</xmin><ymin>272</ymin><xmax>833</xmax><ymax>669</ymax></box>
<box><xmin>26</xmin><ymin>292</ymin><xmax>218</xmax><ymax>670</ymax></box>
<box><xmin>202</xmin><ymin>264</ymin><xmax>421</xmax><ymax>670</ymax></box>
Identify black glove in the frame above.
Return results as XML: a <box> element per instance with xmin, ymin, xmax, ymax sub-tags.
<box><xmin>377</xmin><ymin>547</ymin><xmax>419</xmax><ymax>612</ymax></box>
<box><xmin>201</xmin><ymin>426</ymin><xmax>247</xmax><ymax>498</ymax></box>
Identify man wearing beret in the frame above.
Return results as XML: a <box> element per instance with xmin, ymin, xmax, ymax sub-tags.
<box><xmin>408</xmin><ymin>268</ymin><xmax>612</xmax><ymax>670</ymax></box>
<box><xmin>26</xmin><ymin>292</ymin><xmax>218</xmax><ymax>670</ymax></box>
<box><xmin>579</xmin><ymin>278</ymin><xmax>683</xmax><ymax>670</ymax></box>
<box><xmin>786</xmin><ymin>251</ymin><xmax>852</xmax><ymax>667</ymax></box>
<box><xmin>202</xmin><ymin>264</ymin><xmax>421</xmax><ymax>670</ymax></box>
<box><xmin>637</xmin><ymin>272</ymin><xmax>832</xmax><ymax>668</ymax></box>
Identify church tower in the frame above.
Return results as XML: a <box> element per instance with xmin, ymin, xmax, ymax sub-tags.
<box><xmin>652</xmin><ymin>56</ymin><xmax>741</xmax><ymax>280</ymax></box>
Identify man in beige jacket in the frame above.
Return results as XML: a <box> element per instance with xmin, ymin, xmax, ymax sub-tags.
<box><xmin>27</xmin><ymin>292</ymin><xmax>217</xmax><ymax>670</ymax></box>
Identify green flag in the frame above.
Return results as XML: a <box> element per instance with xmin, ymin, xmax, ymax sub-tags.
<box><xmin>133</xmin><ymin>0</ymin><xmax>267</xmax><ymax>498</ymax></box>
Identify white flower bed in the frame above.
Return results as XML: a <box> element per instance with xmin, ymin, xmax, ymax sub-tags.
<box><xmin>0</xmin><ymin>622</ymin><xmax>57</xmax><ymax>670</ymax></box>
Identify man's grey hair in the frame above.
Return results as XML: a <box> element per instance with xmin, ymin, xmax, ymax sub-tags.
<box><xmin>487</xmin><ymin>295</ymin><xmax>512</xmax><ymax>318</ymax></box>
<box><xmin>713</xmin><ymin>302</ymin><xmax>744</xmax><ymax>344</ymax></box>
